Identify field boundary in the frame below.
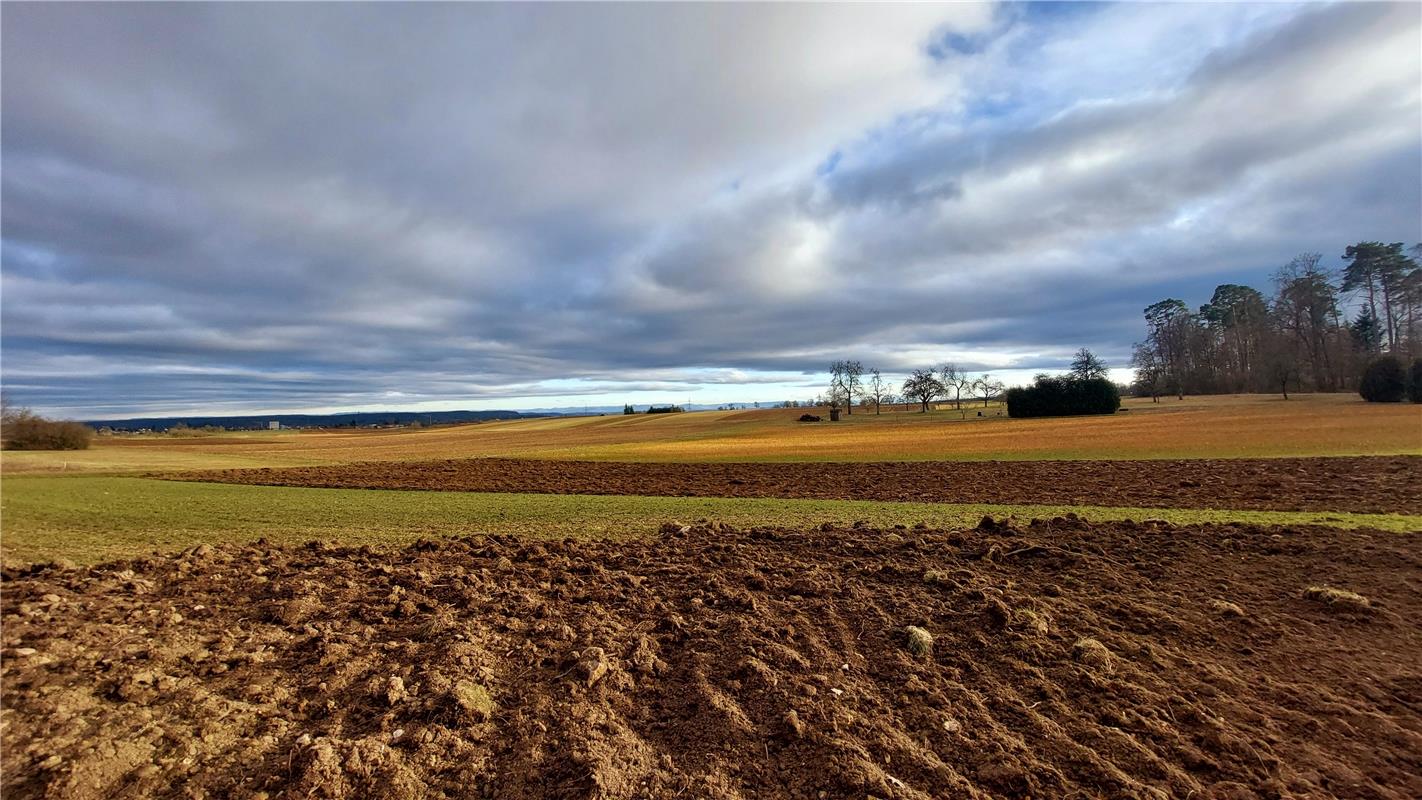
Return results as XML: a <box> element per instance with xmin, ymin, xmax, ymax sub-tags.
<box><xmin>171</xmin><ymin>454</ymin><xmax>1422</xmax><ymax>514</ymax></box>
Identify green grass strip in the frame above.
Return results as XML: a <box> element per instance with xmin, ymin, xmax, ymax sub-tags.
<box><xmin>2</xmin><ymin>476</ymin><xmax>1417</xmax><ymax>564</ymax></box>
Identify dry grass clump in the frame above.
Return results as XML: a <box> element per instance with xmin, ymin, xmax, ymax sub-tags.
<box><xmin>1303</xmin><ymin>586</ymin><xmax>1371</xmax><ymax>612</ymax></box>
<box><xmin>452</xmin><ymin>680</ymin><xmax>495</xmax><ymax>722</ymax></box>
<box><xmin>1208</xmin><ymin>599</ymin><xmax>1246</xmax><ymax>618</ymax></box>
<box><xmin>1072</xmin><ymin>638</ymin><xmax>1114</xmax><ymax>674</ymax></box>
<box><xmin>904</xmin><ymin>626</ymin><xmax>934</xmax><ymax>657</ymax></box>
<box><xmin>1017</xmin><ymin>609</ymin><xmax>1050</xmax><ymax>635</ymax></box>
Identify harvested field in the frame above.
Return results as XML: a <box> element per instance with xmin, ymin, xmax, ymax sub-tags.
<box><xmin>8</xmin><ymin>395</ymin><xmax>1420</xmax><ymax>477</ymax></box>
<box><xmin>4</xmin><ymin>519</ymin><xmax>1420</xmax><ymax>799</ymax></box>
<box><xmin>181</xmin><ymin>454</ymin><xmax>1422</xmax><ymax>514</ymax></box>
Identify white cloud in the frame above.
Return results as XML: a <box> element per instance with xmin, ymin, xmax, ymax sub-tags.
<box><xmin>2</xmin><ymin>2</ymin><xmax>1418</xmax><ymax>416</ymax></box>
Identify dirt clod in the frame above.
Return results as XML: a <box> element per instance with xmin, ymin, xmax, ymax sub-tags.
<box><xmin>783</xmin><ymin>709</ymin><xmax>806</xmax><ymax>738</ymax></box>
<box><xmin>1209</xmin><ymin>599</ymin><xmax>1247</xmax><ymax>618</ymax></box>
<box><xmin>384</xmin><ymin>675</ymin><xmax>407</xmax><ymax>705</ymax></box>
<box><xmin>579</xmin><ymin>646</ymin><xmax>610</xmax><ymax>687</ymax></box>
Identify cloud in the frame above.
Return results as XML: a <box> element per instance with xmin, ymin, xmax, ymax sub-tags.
<box><xmin>2</xmin><ymin>2</ymin><xmax>1418</xmax><ymax>417</ymax></box>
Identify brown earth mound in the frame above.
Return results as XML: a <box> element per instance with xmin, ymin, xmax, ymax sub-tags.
<box><xmin>5</xmin><ymin>520</ymin><xmax>1421</xmax><ymax>799</ymax></box>
<box><xmin>179</xmin><ymin>455</ymin><xmax>1422</xmax><ymax>513</ymax></box>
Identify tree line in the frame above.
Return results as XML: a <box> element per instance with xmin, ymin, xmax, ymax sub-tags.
<box><xmin>820</xmin><ymin>356</ymin><xmax>1105</xmax><ymax>415</ymax></box>
<box><xmin>1131</xmin><ymin>242</ymin><xmax>1421</xmax><ymax>399</ymax></box>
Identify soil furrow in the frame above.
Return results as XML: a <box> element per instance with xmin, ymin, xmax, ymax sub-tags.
<box><xmin>176</xmin><ymin>455</ymin><xmax>1422</xmax><ymax>514</ymax></box>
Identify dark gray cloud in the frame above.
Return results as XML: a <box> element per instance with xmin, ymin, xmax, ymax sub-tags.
<box><xmin>2</xmin><ymin>2</ymin><xmax>1418</xmax><ymax>417</ymax></box>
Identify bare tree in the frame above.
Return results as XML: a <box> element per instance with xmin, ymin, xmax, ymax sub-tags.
<box><xmin>866</xmin><ymin>368</ymin><xmax>890</xmax><ymax>415</ymax></box>
<box><xmin>842</xmin><ymin>360</ymin><xmax>864</xmax><ymax>415</ymax></box>
<box><xmin>902</xmin><ymin>369</ymin><xmax>945</xmax><ymax>413</ymax></box>
<box><xmin>972</xmin><ymin>373</ymin><xmax>1003</xmax><ymax>407</ymax></box>
<box><xmin>1131</xmin><ymin>342</ymin><xmax>1165</xmax><ymax>402</ymax></box>
<box><xmin>939</xmin><ymin>363</ymin><xmax>972</xmax><ymax>414</ymax></box>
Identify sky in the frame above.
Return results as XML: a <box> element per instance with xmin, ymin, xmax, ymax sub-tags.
<box><xmin>2</xmin><ymin>2</ymin><xmax>1419</xmax><ymax>418</ymax></box>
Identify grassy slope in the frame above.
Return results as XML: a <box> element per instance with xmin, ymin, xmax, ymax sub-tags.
<box><xmin>5</xmin><ymin>394</ymin><xmax>1419</xmax><ymax>476</ymax></box>
<box><xmin>3</xmin><ymin>476</ymin><xmax>1417</xmax><ymax>563</ymax></box>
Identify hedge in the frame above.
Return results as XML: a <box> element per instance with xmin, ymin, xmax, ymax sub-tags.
<box><xmin>1006</xmin><ymin>376</ymin><xmax>1121</xmax><ymax>418</ymax></box>
<box><xmin>1359</xmin><ymin>356</ymin><xmax>1407</xmax><ymax>403</ymax></box>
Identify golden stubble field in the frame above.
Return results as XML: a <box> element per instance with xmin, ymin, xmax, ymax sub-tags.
<box><xmin>3</xmin><ymin>393</ymin><xmax>1418</xmax><ymax>475</ymax></box>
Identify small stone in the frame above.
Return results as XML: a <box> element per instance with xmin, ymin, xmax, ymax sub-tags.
<box><xmin>942</xmin><ymin>718</ymin><xmax>962</xmax><ymax>734</ymax></box>
<box><xmin>783</xmin><ymin>710</ymin><xmax>806</xmax><ymax>738</ymax></box>
<box><xmin>579</xmin><ymin>647</ymin><xmax>609</xmax><ymax>687</ymax></box>
<box><xmin>38</xmin><ymin>755</ymin><xmax>63</xmax><ymax>770</ymax></box>
<box><xmin>984</xmin><ymin>598</ymin><xmax>1012</xmax><ymax>628</ymax></box>
<box><xmin>904</xmin><ymin>626</ymin><xmax>933</xmax><ymax>657</ymax></box>
<box><xmin>1209</xmin><ymin>599</ymin><xmax>1246</xmax><ymax>618</ymax></box>
<box><xmin>41</xmin><ymin>594</ymin><xmax>61</xmax><ymax>604</ymax></box>
<box><xmin>13</xmin><ymin>647</ymin><xmax>37</xmax><ymax>657</ymax></box>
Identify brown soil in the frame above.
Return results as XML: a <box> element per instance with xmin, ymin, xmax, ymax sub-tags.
<box><xmin>178</xmin><ymin>455</ymin><xmax>1422</xmax><ymax>513</ymax></box>
<box><xmin>5</xmin><ymin>519</ymin><xmax>1420</xmax><ymax>799</ymax></box>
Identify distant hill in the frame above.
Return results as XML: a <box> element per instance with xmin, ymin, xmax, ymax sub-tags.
<box><xmin>88</xmin><ymin>410</ymin><xmax>547</xmax><ymax>432</ymax></box>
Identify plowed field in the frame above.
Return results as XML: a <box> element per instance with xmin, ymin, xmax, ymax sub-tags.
<box><xmin>4</xmin><ymin>519</ymin><xmax>1419</xmax><ymax>799</ymax></box>
<box><xmin>179</xmin><ymin>455</ymin><xmax>1422</xmax><ymax>514</ymax></box>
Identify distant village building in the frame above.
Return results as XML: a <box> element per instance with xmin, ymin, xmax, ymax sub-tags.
<box><xmin>268</xmin><ymin>421</ymin><xmax>281</xmax><ymax>430</ymax></box>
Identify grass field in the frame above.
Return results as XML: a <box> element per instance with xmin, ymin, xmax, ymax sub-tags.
<box><xmin>4</xmin><ymin>475</ymin><xmax>1418</xmax><ymax>563</ymax></box>
<box><xmin>3</xmin><ymin>394</ymin><xmax>1417</xmax><ymax>563</ymax></box>
<box><xmin>3</xmin><ymin>394</ymin><xmax>1419</xmax><ymax>475</ymax></box>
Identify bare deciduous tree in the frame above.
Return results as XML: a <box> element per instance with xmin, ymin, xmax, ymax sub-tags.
<box><xmin>972</xmin><ymin>373</ymin><xmax>1003</xmax><ymax>407</ymax></box>
<box><xmin>902</xmin><ymin>369</ymin><xmax>945</xmax><ymax>413</ymax></box>
<box><xmin>866</xmin><ymin>368</ymin><xmax>890</xmax><ymax>415</ymax></box>
<box><xmin>939</xmin><ymin>363</ymin><xmax>972</xmax><ymax>413</ymax></box>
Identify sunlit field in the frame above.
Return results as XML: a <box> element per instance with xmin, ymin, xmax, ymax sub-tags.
<box><xmin>4</xmin><ymin>475</ymin><xmax>1417</xmax><ymax>563</ymax></box>
<box><xmin>3</xmin><ymin>394</ymin><xmax>1418</xmax><ymax>476</ymax></box>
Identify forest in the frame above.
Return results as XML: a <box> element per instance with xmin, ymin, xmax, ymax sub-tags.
<box><xmin>1131</xmin><ymin>242</ymin><xmax>1421</xmax><ymax>397</ymax></box>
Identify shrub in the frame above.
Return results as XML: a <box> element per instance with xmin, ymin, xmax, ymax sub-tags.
<box><xmin>1006</xmin><ymin>376</ymin><xmax>1120</xmax><ymax>418</ymax></box>
<box><xmin>1409</xmin><ymin>359</ymin><xmax>1422</xmax><ymax>404</ymax></box>
<box><xmin>1</xmin><ymin>409</ymin><xmax>94</xmax><ymax>450</ymax></box>
<box><xmin>1359</xmin><ymin>356</ymin><xmax>1406</xmax><ymax>402</ymax></box>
